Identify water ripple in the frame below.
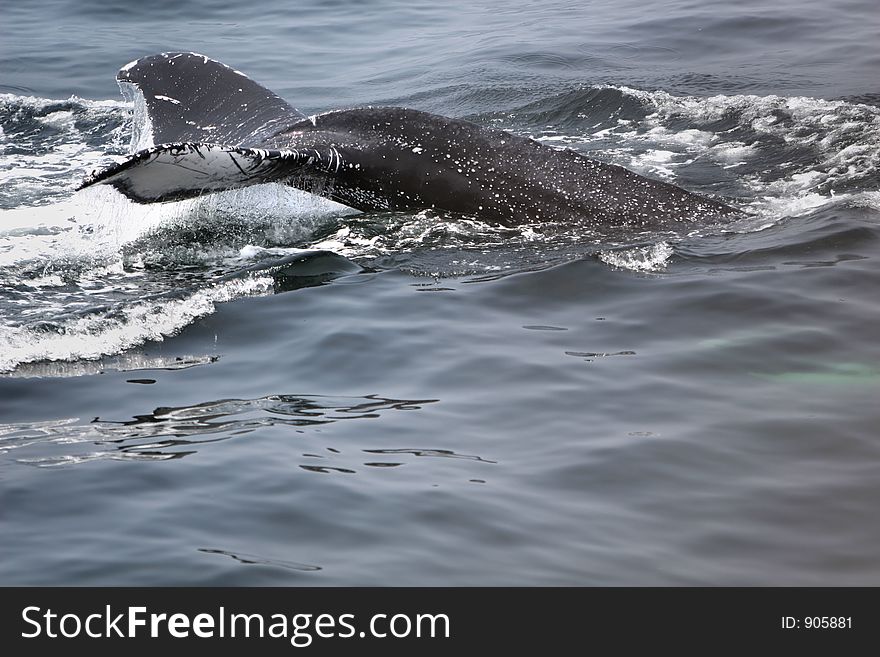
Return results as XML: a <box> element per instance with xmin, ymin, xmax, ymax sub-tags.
<box><xmin>197</xmin><ymin>548</ymin><xmax>322</xmax><ymax>572</ymax></box>
<box><xmin>3</xmin><ymin>393</ymin><xmax>440</xmax><ymax>466</ymax></box>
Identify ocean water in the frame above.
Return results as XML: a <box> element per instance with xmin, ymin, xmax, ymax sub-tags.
<box><xmin>2</xmin><ymin>0</ymin><xmax>880</xmax><ymax>585</ymax></box>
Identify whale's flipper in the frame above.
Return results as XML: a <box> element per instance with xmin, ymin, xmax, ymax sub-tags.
<box><xmin>78</xmin><ymin>142</ymin><xmax>345</xmax><ymax>204</ymax></box>
<box><xmin>118</xmin><ymin>52</ymin><xmax>306</xmax><ymax>147</ymax></box>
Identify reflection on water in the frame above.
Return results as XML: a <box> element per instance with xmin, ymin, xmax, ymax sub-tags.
<box><xmin>363</xmin><ymin>448</ymin><xmax>496</xmax><ymax>463</ymax></box>
<box><xmin>197</xmin><ymin>548</ymin><xmax>322</xmax><ymax>572</ymax></box>
<box><xmin>2</xmin><ymin>354</ymin><xmax>220</xmax><ymax>379</ymax></box>
<box><xmin>1</xmin><ymin>394</ymin><xmax>441</xmax><ymax>467</ymax></box>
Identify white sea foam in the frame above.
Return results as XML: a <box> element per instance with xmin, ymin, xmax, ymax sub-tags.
<box><xmin>711</xmin><ymin>142</ymin><xmax>756</xmax><ymax>166</ymax></box>
<box><xmin>0</xmin><ymin>275</ymin><xmax>272</xmax><ymax>373</ymax></box>
<box><xmin>622</xmin><ymin>87</ymin><xmax>880</xmax><ymax>191</ymax></box>
<box><xmin>599</xmin><ymin>242</ymin><xmax>674</xmax><ymax>272</ymax></box>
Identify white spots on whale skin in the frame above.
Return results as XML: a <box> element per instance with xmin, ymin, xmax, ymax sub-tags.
<box><xmin>120</xmin><ymin>59</ymin><xmax>139</xmax><ymax>73</ymax></box>
<box><xmin>412</xmin><ymin>146</ymin><xmax>424</xmax><ymax>154</ymax></box>
<box><xmin>153</xmin><ymin>95</ymin><xmax>181</xmax><ymax>105</ymax></box>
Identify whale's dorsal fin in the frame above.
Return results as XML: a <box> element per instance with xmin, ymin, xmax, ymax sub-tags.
<box><xmin>118</xmin><ymin>52</ymin><xmax>306</xmax><ymax>147</ymax></box>
<box><xmin>78</xmin><ymin>142</ymin><xmax>348</xmax><ymax>204</ymax></box>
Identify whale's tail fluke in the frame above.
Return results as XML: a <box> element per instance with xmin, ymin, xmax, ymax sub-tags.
<box><xmin>77</xmin><ymin>142</ymin><xmax>344</xmax><ymax>204</ymax></box>
<box><xmin>80</xmin><ymin>52</ymin><xmax>343</xmax><ymax>204</ymax></box>
<box><xmin>117</xmin><ymin>51</ymin><xmax>306</xmax><ymax>148</ymax></box>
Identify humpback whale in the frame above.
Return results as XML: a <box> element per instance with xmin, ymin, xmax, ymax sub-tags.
<box><xmin>80</xmin><ymin>52</ymin><xmax>737</xmax><ymax>227</ymax></box>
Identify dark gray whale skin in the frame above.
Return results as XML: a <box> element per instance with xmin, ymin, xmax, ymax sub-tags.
<box><xmin>82</xmin><ymin>52</ymin><xmax>737</xmax><ymax>227</ymax></box>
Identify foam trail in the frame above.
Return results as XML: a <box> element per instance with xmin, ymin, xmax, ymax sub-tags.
<box><xmin>0</xmin><ymin>276</ymin><xmax>272</xmax><ymax>373</ymax></box>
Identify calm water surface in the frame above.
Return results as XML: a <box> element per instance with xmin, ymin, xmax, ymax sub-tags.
<box><xmin>1</xmin><ymin>0</ymin><xmax>879</xmax><ymax>585</ymax></box>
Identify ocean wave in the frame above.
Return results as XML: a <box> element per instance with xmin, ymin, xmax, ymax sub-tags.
<box><xmin>0</xmin><ymin>275</ymin><xmax>272</xmax><ymax>373</ymax></box>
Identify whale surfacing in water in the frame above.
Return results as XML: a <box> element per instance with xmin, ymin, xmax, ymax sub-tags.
<box><xmin>80</xmin><ymin>52</ymin><xmax>737</xmax><ymax>227</ymax></box>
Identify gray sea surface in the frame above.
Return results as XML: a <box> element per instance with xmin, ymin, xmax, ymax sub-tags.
<box><xmin>1</xmin><ymin>0</ymin><xmax>879</xmax><ymax>585</ymax></box>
